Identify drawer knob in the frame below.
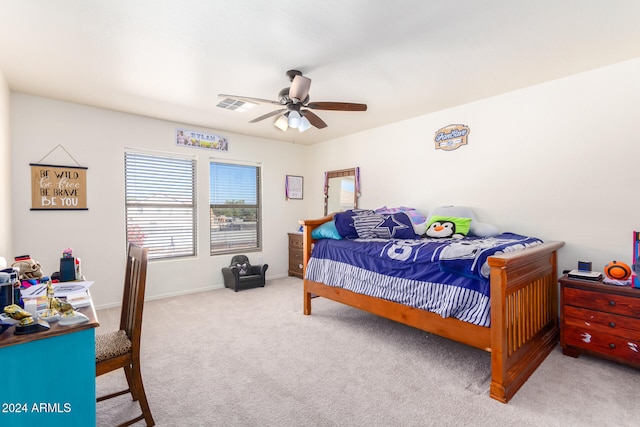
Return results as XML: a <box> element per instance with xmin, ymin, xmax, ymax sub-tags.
<box><xmin>609</xmin><ymin>343</ymin><xmax>616</xmax><ymax>349</ymax></box>
<box><xmin>609</xmin><ymin>321</ymin><xmax>616</xmax><ymax>328</ymax></box>
<box><xmin>298</xmin><ymin>264</ymin><xmax>303</xmax><ymax>269</ymax></box>
<box><xmin>609</xmin><ymin>300</ymin><xmax>616</xmax><ymax>306</ymax></box>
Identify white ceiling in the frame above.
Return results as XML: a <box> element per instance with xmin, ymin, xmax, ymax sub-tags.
<box><xmin>1</xmin><ymin>1</ymin><xmax>639</xmax><ymax>145</ymax></box>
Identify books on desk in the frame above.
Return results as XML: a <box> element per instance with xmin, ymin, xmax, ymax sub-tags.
<box><xmin>54</xmin><ymin>281</ymin><xmax>94</xmax><ymax>308</ymax></box>
<box><xmin>65</xmin><ymin>292</ymin><xmax>92</xmax><ymax>309</ymax></box>
<box><xmin>20</xmin><ymin>284</ymin><xmax>47</xmax><ymax>298</ymax></box>
<box><xmin>28</xmin><ymin>296</ymin><xmax>49</xmax><ymax>312</ymax></box>
<box><xmin>20</xmin><ymin>281</ymin><xmax>94</xmax><ymax>312</ymax></box>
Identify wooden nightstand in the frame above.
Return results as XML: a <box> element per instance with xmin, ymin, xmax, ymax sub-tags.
<box><xmin>559</xmin><ymin>275</ymin><xmax>640</xmax><ymax>368</ymax></box>
<box><xmin>288</xmin><ymin>233</ymin><xmax>304</xmax><ymax>279</ymax></box>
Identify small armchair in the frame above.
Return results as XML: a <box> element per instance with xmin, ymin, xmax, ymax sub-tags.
<box><xmin>221</xmin><ymin>255</ymin><xmax>268</xmax><ymax>292</ymax></box>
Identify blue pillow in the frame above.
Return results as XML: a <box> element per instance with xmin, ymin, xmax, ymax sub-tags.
<box><xmin>311</xmin><ymin>220</ymin><xmax>343</xmax><ymax>240</ymax></box>
<box><xmin>334</xmin><ymin>209</ymin><xmax>374</xmax><ymax>239</ymax></box>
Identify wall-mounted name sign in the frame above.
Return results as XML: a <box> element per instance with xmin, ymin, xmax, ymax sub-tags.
<box><xmin>176</xmin><ymin>128</ymin><xmax>229</xmax><ymax>151</ymax></box>
<box><xmin>434</xmin><ymin>124</ymin><xmax>470</xmax><ymax>151</ymax></box>
<box><xmin>30</xmin><ymin>163</ymin><xmax>88</xmax><ymax>210</ymax></box>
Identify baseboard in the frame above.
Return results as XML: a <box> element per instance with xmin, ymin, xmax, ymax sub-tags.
<box><xmin>93</xmin><ymin>274</ymin><xmax>291</xmax><ymax>310</ymax></box>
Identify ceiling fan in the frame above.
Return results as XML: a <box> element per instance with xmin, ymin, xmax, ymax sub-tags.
<box><xmin>218</xmin><ymin>69</ymin><xmax>367</xmax><ymax>132</ymax></box>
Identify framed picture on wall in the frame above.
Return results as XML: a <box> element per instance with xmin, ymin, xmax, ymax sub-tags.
<box><xmin>285</xmin><ymin>175</ymin><xmax>303</xmax><ymax>200</ymax></box>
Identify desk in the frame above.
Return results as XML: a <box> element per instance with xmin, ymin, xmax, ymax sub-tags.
<box><xmin>0</xmin><ymin>301</ymin><xmax>99</xmax><ymax>427</ymax></box>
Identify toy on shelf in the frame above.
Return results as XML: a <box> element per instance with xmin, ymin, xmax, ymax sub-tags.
<box><xmin>11</xmin><ymin>255</ymin><xmax>43</xmax><ymax>281</ymax></box>
<box><xmin>604</xmin><ymin>260</ymin><xmax>632</xmax><ymax>281</ymax></box>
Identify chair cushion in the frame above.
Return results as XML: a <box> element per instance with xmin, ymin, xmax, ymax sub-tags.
<box><xmin>95</xmin><ymin>329</ymin><xmax>132</xmax><ymax>363</ymax></box>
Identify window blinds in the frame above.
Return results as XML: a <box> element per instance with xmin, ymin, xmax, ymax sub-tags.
<box><xmin>125</xmin><ymin>151</ymin><xmax>197</xmax><ymax>260</ymax></box>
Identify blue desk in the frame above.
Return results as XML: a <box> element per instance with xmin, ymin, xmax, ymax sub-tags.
<box><xmin>0</xmin><ymin>303</ymin><xmax>99</xmax><ymax>427</ymax></box>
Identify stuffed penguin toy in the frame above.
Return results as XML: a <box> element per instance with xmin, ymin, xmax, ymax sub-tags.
<box><xmin>425</xmin><ymin>220</ymin><xmax>465</xmax><ymax>239</ymax></box>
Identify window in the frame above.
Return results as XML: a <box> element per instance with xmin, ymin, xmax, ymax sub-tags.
<box><xmin>210</xmin><ymin>161</ymin><xmax>261</xmax><ymax>255</ymax></box>
<box><xmin>125</xmin><ymin>151</ymin><xmax>197</xmax><ymax>260</ymax></box>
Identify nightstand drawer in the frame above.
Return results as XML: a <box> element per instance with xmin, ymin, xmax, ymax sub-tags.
<box><xmin>563</xmin><ymin>305</ymin><xmax>640</xmax><ymax>340</ymax></box>
<box><xmin>289</xmin><ymin>257</ymin><xmax>303</xmax><ymax>273</ymax></box>
<box><xmin>564</xmin><ymin>324</ymin><xmax>640</xmax><ymax>363</ymax></box>
<box><xmin>563</xmin><ymin>287</ymin><xmax>640</xmax><ymax>317</ymax></box>
<box><xmin>289</xmin><ymin>250</ymin><xmax>303</xmax><ymax>265</ymax></box>
<box><xmin>289</xmin><ymin>234</ymin><xmax>303</xmax><ymax>249</ymax></box>
<box><xmin>289</xmin><ymin>262</ymin><xmax>303</xmax><ymax>274</ymax></box>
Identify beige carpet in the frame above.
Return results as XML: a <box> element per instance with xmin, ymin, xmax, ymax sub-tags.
<box><xmin>96</xmin><ymin>276</ymin><xmax>640</xmax><ymax>426</ymax></box>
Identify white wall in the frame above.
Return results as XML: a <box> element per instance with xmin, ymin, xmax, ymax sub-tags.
<box><xmin>10</xmin><ymin>95</ymin><xmax>308</xmax><ymax>308</ymax></box>
<box><xmin>9</xmin><ymin>58</ymin><xmax>640</xmax><ymax>308</ymax></box>
<box><xmin>306</xmin><ymin>58</ymin><xmax>640</xmax><ymax>274</ymax></box>
<box><xmin>0</xmin><ymin>68</ymin><xmax>10</xmax><ymax>260</ymax></box>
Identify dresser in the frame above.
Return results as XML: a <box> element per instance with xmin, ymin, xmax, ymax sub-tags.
<box><xmin>288</xmin><ymin>232</ymin><xmax>304</xmax><ymax>279</ymax></box>
<box><xmin>559</xmin><ymin>275</ymin><xmax>640</xmax><ymax>368</ymax></box>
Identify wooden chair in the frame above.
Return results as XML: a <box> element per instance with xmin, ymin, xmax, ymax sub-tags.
<box><xmin>95</xmin><ymin>243</ymin><xmax>155</xmax><ymax>426</ymax></box>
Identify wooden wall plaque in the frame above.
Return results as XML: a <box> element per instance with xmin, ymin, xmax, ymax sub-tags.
<box><xmin>30</xmin><ymin>163</ymin><xmax>88</xmax><ymax>210</ymax></box>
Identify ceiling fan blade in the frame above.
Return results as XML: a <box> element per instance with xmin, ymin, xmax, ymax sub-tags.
<box><xmin>289</xmin><ymin>75</ymin><xmax>311</xmax><ymax>102</ymax></box>
<box><xmin>249</xmin><ymin>109</ymin><xmax>286</xmax><ymax>123</ymax></box>
<box><xmin>274</xmin><ymin>115</ymin><xmax>289</xmax><ymax>132</ymax></box>
<box><xmin>218</xmin><ymin>94</ymin><xmax>281</xmax><ymax>106</ymax></box>
<box><xmin>306</xmin><ymin>102</ymin><xmax>367</xmax><ymax>111</ymax></box>
<box><xmin>301</xmin><ymin>110</ymin><xmax>327</xmax><ymax>129</ymax></box>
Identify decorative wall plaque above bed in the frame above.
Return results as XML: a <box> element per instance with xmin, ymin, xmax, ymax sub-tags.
<box><xmin>434</xmin><ymin>124</ymin><xmax>470</xmax><ymax>151</ymax></box>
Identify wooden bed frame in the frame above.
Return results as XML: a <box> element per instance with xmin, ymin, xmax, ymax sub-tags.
<box><xmin>300</xmin><ymin>214</ymin><xmax>564</xmax><ymax>403</ymax></box>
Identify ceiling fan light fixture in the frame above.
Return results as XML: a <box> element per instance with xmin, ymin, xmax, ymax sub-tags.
<box><xmin>298</xmin><ymin>116</ymin><xmax>312</xmax><ymax>132</ymax></box>
<box><xmin>288</xmin><ymin>110</ymin><xmax>302</xmax><ymax>128</ymax></box>
<box><xmin>274</xmin><ymin>115</ymin><xmax>288</xmax><ymax>131</ymax></box>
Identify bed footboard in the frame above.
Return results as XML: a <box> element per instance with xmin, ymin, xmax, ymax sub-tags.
<box><xmin>487</xmin><ymin>240</ymin><xmax>564</xmax><ymax>403</ymax></box>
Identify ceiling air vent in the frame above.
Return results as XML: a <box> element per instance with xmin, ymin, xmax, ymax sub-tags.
<box><xmin>216</xmin><ymin>98</ymin><xmax>256</xmax><ymax>113</ymax></box>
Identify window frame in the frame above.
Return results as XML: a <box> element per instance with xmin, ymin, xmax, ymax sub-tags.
<box><xmin>209</xmin><ymin>159</ymin><xmax>262</xmax><ymax>256</ymax></box>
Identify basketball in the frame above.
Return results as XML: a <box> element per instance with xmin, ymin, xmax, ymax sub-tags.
<box><xmin>604</xmin><ymin>261</ymin><xmax>632</xmax><ymax>280</ymax></box>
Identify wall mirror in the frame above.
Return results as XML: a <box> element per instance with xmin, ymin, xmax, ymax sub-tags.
<box><xmin>324</xmin><ymin>168</ymin><xmax>359</xmax><ymax>215</ymax></box>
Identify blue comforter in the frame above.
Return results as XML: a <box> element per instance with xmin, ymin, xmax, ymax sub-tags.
<box><xmin>305</xmin><ymin>233</ymin><xmax>542</xmax><ymax>326</ymax></box>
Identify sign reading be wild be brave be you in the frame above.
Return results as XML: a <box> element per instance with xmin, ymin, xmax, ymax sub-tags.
<box><xmin>30</xmin><ymin>163</ymin><xmax>88</xmax><ymax>210</ymax></box>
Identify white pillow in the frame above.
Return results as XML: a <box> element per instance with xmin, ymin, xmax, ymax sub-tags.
<box><xmin>413</xmin><ymin>221</ymin><xmax>427</xmax><ymax>236</ymax></box>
